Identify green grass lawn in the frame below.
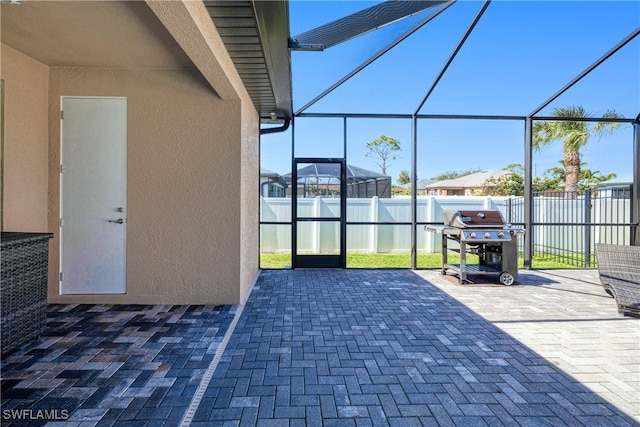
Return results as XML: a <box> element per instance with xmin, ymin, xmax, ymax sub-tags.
<box><xmin>260</xmin><ymin>252</ymin><xmax>579</xmax><ymax>269</ymax></box>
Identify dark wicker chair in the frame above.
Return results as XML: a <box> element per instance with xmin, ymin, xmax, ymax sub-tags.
<box><xmin>1</xmin><ymin>233</ymin><xmax>53</xmax><ymax>355</ymax></box>
<box><xmin>595</xmin><ymin>243</ymin><xmax>640</xmax><ymax>318</ymax></box>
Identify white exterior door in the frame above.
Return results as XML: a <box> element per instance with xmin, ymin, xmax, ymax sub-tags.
<box><xmin>60</xmin><ymin>97</ymin><xmax>127</xmax><ymax>294</ymax></box>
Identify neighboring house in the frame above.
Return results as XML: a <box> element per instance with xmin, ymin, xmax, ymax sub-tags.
<box><xmin>597</xmin><ymin>176</ymin><xmax>632</xmax><ymax>199</ymax></box>
<box><xmin>397</xmin><ymin>179</ymin><xmax>433</xmax><ymax>196</ymax></box>
<box><xmin>424</xmin><ymin>170</ymin><xmax>510</xmax><ymax>196</ymax></box>
<box><xmin>1</xmin><ymin>1</ymin><xmax>292</xmax><ymax>305</ymax></box>
<box><xmin>260</xmin><ymin>168</ymin><xmax>287</xmax><ymax>197</ymax></box>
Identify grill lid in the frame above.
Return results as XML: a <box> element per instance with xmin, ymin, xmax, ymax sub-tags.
<box><xmin>442</xmin><ymin>210</ymin><xmax>505</xmax><ymax>228</ymax></box>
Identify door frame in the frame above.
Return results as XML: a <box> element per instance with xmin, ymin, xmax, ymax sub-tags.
<box><xmin>292</xmin><ymin>157</ymin><xmax>346</xmax><ymax>268</ymax></box>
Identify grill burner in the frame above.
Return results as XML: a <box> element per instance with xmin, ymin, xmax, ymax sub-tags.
<box><xmin>426</xmin><ymin>210</ymin><xmax>525</xmax><ymax>285</ymax></box>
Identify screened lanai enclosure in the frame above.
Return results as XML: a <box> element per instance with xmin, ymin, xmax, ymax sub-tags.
<box><xmin>283</xmin><ymin>163</ymin><xmax>392</xmax><ymax>198</ymax></box>
<box><xmin>259</xmin><ymin>0</ymin><xmax>640</xmax><ymax>270</ymax></box>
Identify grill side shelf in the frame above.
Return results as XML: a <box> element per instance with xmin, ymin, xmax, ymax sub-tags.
<box><xmin>424</xmin><ymin>225</ymin><xmax>459</xmax><ymax>235</ymax></box>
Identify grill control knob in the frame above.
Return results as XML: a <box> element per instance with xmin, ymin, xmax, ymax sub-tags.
<box><xmin>484</xmin><ymin>232</ymin><xmax>491</xmax><ymax>239</ymax></box>
<box><xmin>498</xmin><ymin>232</ymin><xmax>505</xmax><ymax>238</ymax></box>
<box><xmin>470</xmin><ymin>232</ymin><xmax>476</xmax><ymax>238</ymax></box>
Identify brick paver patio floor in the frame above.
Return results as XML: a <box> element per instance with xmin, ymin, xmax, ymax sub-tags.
<box><xmin>1</xmin><ymin>269</ymin><xmax>638</xmax><ymax>426</ymax></box>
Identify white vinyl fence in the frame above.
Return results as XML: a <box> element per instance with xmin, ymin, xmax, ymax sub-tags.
<box><xmin>261</xmin><ymin>196</ymin><xmax>516</xmax><ymax>253</ymax></box>
<box><xmin>260</xmin><ymin>194</ymin><xmax>633</xmax><ymax>257</ymax></box>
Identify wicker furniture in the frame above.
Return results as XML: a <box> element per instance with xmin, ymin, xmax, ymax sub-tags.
<box><xmin>595</xmin><ymin>243</ymin><xmax>640</xmax><ymax>318</ymax></box>
<box><xmin>1</xmin><ymin>232</ymin><xmax>53</xmax><ymax>355</ymax></box>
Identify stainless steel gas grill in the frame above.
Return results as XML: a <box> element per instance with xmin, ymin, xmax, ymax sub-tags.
<box><xmin>425</xmin><ymin>209</ymin><xmax>525</xmax><ymax>285</ymax></box>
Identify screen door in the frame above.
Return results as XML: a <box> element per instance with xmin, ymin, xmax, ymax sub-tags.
<box><xmin>292</xmin><ymin>158</ymin><xmax>346</xmax><ymax>268</ymax></box>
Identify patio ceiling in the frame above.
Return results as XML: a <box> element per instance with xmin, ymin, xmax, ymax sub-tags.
<box><xmin>0</xmin><ymin>1</ymin><xmax>194</xmax><ymax>69</ymax></box>
<box><xmin>1</xmin><ymin>0</ymin><xmax>293</xmax><ymax>121</ymax></box>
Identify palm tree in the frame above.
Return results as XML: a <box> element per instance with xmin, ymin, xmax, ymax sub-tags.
<box><xmin>578</xmin><ymin>168</ymin><xmax>616</xmax><ymax>192</ymax></box>
<box><xmin>532</xmin><ymin>106</ymin><xmax>621</xmax><ymax>193</ymax></box>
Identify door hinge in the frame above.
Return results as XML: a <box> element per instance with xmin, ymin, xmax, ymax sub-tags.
<box><xmin>60</xmin><ymin>164</ymin><xmax>65</xmax><ymax>173</ymax></box>
<box><xmin>60</xmin><ymin>110</ymin><xmax>64</xmax><ymax>120</ymax></box>
<box><xmin>59</xmin><ymin>272</ymin><xmax>63</xmax><ymax>282</ymax></box>
<box><xmin>60</xmin><ymin>218</ymin><xmax>64</xmax><ymax>227</ymax></box>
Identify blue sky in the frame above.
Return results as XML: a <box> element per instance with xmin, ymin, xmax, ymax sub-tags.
<box><xmin>261</xmin><ymin>1</ymin><xmax>640</xmax><ymax>184</ymax></box>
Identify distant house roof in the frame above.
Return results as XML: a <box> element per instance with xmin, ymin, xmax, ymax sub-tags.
<box><xmin>597</xmin><ymin>175</ymin><xmax>632</xmax><ymax>187</ymax></box>
<box><xmin>260</xmin><ymin>168</ymin><xmax>287</xmax><ymax>187</ymax></box>
<box><xmin>424</xmin><ymin>169</ymin><xmax>510</xmax><ymax>189</ymax></box>
<box><xmin>260</xmin><ymin>167</ymin><xmax>283</xmax><ymax>178</ymax></box>
<box><xmin>398</xmin><ymin>179</ymin><xmax>433</xmax><ymax>189</ymax></box>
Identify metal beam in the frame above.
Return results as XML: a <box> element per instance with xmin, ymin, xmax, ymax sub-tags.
<box><xmin>417</xmin><ymin>113</ymin><xmax>524</xmax><ymax>121</ymax></box>
<box><xmin>634</xmin><ymin>116</ymin><xmax>640</xmax><ymax>245</ymax></box>
<box><xmin>297</xmin><ymin>113</ymin><xmax>639</xmax><ymax>123</ymax></box>
<box><xmin>523</xmin><ymin>117</ymin><xmax>533</xmax><ymax>268</ymax></box>
<box><xmin>530</xmin><ymin>115</ymin><xmax>634</xmax><ymax>124</ymax></box>
<box><xmin>294</xmin><ymin>2</ymin><xmax>454</xmax><ymax>116</ymax></box>
<box><xmin>529</xmin><ymin>27</ymin><xmax>640</xmax><ymax>118</ymax></box>
<box><xmin>411</xmin><ymin>114</ymin><xmax>418</xmax><ymax>269</ymax></box>
<box><xmin>290</xmin><ymin>0</ymin><xmax>451</xmax><ymax>50</ymax></box>
<box><xmin>414</xmin><ymin>0</ymin><xmax>491</xmax><ymax>115</ymax></box>
<box><xmin>297</xmin><ymin>113</ymin><xmax>413</xmax><ymax>119</ymax></box>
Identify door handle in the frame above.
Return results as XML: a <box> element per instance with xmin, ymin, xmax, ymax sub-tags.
<box><xmin>108</xmin><ymin>219</ymin><xmax>124</xmax><ymax>224</ymax></box>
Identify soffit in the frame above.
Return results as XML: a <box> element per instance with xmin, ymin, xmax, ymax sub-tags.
<box><xmin>204</xmin><ymin>0</ymin><xmax>292</xmax><ymax>120</ymax></box>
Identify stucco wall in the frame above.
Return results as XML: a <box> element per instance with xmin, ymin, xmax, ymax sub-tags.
<box><xmin>1</xmin><ymin>44</ymin><xmax>50</xmax><ymax>232</ymax></box>
<box><xmin>239</xmin><ymin>99</ymin><xmax>260</xmax><ymax>303</ymax></box>
<box><xmin>47</xmin><ymin>66</ymin><xmax>258</xmax><ymax>305</ymax></box>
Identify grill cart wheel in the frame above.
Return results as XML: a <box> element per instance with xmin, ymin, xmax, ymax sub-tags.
<box><xmin>500</xmin><ymin>272</ymin><xmax>515</xmax><ymax>286</ymax></box>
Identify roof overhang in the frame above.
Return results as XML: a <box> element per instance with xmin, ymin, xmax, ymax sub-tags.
<box><xmin>204</xmin><ymin>0</ymin><xmax>292</xmax><ymax>121</ymax></box>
